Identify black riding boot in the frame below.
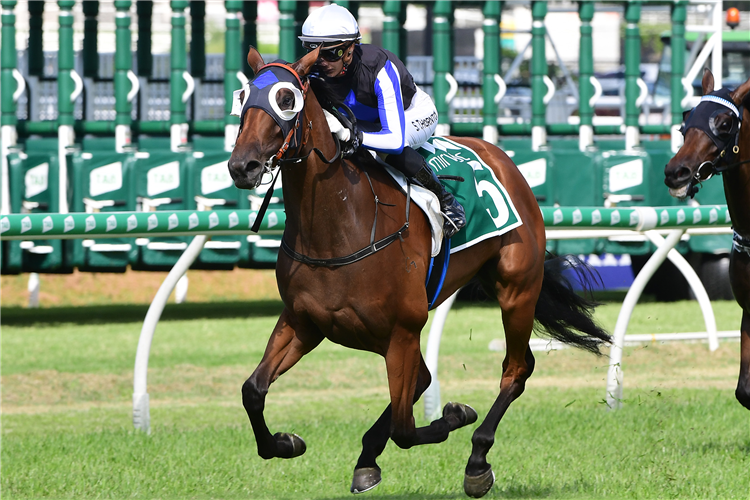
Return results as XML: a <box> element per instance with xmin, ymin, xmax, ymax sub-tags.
<box><xmin>413</xmin><ymin>164</ymin><xmax>466</xmax><ymax>239</ymax></box>
<box><xmin>385</xmin><ymin>147</ymin><xmax>467</xmax><ymax>239</ymax></box>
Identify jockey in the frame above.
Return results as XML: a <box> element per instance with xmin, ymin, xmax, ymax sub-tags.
<box><xmin>299</xmin><ymin>4</ymin><xmax>466</xmax><ymax>239</ymax></box>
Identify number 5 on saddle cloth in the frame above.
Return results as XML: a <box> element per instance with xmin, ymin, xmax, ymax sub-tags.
<box><xmin>386</xmin><ymin>137</ymin><xmax>523</xmax><ymax>308</ymax></box>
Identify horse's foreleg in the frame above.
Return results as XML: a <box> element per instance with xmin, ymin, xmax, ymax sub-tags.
<box><xmin>464</xmin><ymin>297</ymin><xmax>536</xmax><ymax>498</ymax></box>
<box><xmin>242</xmin><ymin>308</ymin><xmax>323</xmax><ymax>460</ymax></box>
<box><xmin>736</xmin><ymin>310</ymin><xmax>750</xmax><ymax>410</ymax></box>
<box><xmin>351</xmin><ymin>355</ymin><xmax>434</xmax><ymax>493</ymax></box>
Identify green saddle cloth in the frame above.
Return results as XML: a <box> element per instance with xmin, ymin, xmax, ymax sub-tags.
<box><xmin>417</xmin><ymin>137</ymin><xmax>523</xmax><ymax>253</ymax></box>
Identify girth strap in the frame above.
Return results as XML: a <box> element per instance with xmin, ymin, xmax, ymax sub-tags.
<box><xmin>280</xmin><ymin>222</ymin><xmax>409</xmax><ymax>267</ymax></box>
<box><xmin>733</xmin><ymin>231</ymin><xmax>750</xmax><ymax>257</ymax></box>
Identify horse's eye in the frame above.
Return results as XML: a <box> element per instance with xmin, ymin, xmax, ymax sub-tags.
<box><xmin>712</xmin><ymin>118</ymin><xmax>733</xmax><ymax>137</ymax></box>
<box><xmin>278</xmin><ymin>93</ymin><xmax>294</xmax><ymax>110</ymax></box>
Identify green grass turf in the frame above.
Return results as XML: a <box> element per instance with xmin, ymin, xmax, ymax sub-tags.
<box><xmin>2</xmin><ymin>300</ymin><xmax>748</xmax><ymax>499</ymax></box>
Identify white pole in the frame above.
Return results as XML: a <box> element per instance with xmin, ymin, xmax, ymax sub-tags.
<box><xmin>645</xmin><ymin>232</ymin><xmax>719</xmax><ymax>351</ymax></box>
<box><xmin>174</xmin><ymin>274</ymin><xmax>189</xmax><ymax>304</ymax></box>
<box><xmin>133</xmin><ymin>235</ymin><xmax>207</xmax><ymax>433</ymax></box>
<box><xmin>57</xmin><ymin>126</ymin><xmax>73</xmax><ymax>214</ymax></box>
<box><xmin>1</xmin><ymin>125</ymin><xmax>16</xmax><ymax>215</ymax></box>
<box><xmin>423</xmin><ymin>290</ymin><xmax>459</xmax><ymax>420</ymax></box>
<box><xmin>27</xmin><ymin>272</ymin><xmax>40</xmax><ymax>308</ymax></box>
<box><xmin>606</xmin><ymin>229</ymin><xmax>685</xmax><ymax>410</ymax></box>
<box><xmin>711</xmin><ymin>1</ymin><xmax>723</xmax><ymax>90</ymax></box>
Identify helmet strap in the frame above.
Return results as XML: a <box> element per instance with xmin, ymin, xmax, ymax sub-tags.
<box><xmin>337</xmin><ymin>43</ymin><xmax>355</xmax><ymax>77</ymax></box>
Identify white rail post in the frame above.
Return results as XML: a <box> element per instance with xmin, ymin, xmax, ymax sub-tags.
<box><xmin>423</xmin><ymin>290</ymin><xmax>459</xmax><ymax>420</ymax></box>
<box><xmin>27</xmin><ymin>272</ymin><xmax>40</xmax><ymax>308</ymax></box>
<box><xmin>605</xmin><ymin>229</ymin><xmax>685</xmax><ymax>410</ymax></box>
<box><xmin>133</xmin><ymin>234</ymin><xmax>207</xmax><ymax>433</ymax></box>
<box><xmin>644</xmin><ymin>231</ymin><xmax>718</xmax><ymax>351</ymax></box>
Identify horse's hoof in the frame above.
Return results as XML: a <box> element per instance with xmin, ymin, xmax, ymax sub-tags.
<box><xmin>443</xmin><ymin>402</ymin><xmax>478</xmax><ymax>428</ymax></box>
<box><xmin>464</xmin><ymin>467</ymin><xmax>495</xmax><ymax>498</ymax></box>
<box><xmin>351</xmin><ymin>467</ymin><xmax>382</xmax><ymax>494</ymax></box>
<box><xmin>273</xmin><ymin>432</ymin><xmax>306</xmax><ymax>459</ymax></box>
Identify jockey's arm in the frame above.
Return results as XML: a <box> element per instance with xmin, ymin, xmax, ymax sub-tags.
<box><xmin>360</xmin><ymin>61</ymin><xmax>407</xmax><ymax>155</ymax></box>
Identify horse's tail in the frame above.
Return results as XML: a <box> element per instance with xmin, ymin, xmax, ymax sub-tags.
<box><xmin>533</xmin><ymin>255</ymin><xmax>611</xmax><ymax>355</ymax></box>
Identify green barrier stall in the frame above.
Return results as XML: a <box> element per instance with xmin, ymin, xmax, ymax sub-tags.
<box><xmin>3</xmin><ymin>138</ymin><xmax>71</xmax><ymax>274</ymax></box>
<box><xmin>188</xmin><ymin>149</ymin><xmax>241</xmax><ymax>269</ymax></box>
<box><xmin>67</xmin><ymin>138</ymin><xmax>138</xmax><ymax>272</ymax></box>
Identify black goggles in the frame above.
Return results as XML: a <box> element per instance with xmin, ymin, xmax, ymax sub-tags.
<box><xmin>303</xmin><ymin>42</ymin><xmax>351</xmax><ymax>62</ymax></box>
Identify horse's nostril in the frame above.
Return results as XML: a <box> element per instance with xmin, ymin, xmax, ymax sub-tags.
<box><xmin>228</xmin><ymin>158</ymin><xmax>261</xmax><ymax>175</ymax></box>
<box><xmin>675</xmin><ymin>166</ymin><xmax>692</xmax><ymax>181</ymax></box>
<box><xmin>246</xmin><ymin>160</ymin><xmax>262</xmax><ymax>173</ymax></box>
<box><xmin>665</xmin><ymin>163</ymin><xmax>692</xmax><ymax>182</ymax></box>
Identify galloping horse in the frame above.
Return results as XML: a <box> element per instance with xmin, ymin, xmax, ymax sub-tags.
<box><xmin>664</xmin><ymin>69</ymin><xmax>750</xmax><ymax>411</ymax></box>
<box><xmin>228</xmin><ymin>47</ymin><xmax>610</xmax><ymax>498</ymax></box>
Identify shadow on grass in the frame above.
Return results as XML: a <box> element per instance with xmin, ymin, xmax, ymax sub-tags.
<box><xmin>1</xmin><ymin>300</ymin><xmax>286</xmax><ymax>327</ymax></box>
<box><xmin>454</xmin><ymin>280</ymin><xmax>633</xmax><ymax>306</ymax></box>
<box><xmin>689</xmin><ymin>438</ymin><xmax>750</xmax><ymax>455</ymax></box>
<box><xmin>304</xmin><ymin>495</ymin><xmax>467</xmax><ymax>500</ymax></box>
<box><xmin>318</xmin><ymin>483</ymin><xmax>558</xmax><ymax>500</ymax></box>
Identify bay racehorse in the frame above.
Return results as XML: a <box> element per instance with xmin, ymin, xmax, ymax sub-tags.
<box><xmin>664</xmin><ymin>69</ymin><xmax>750</xmax><ymax>411</ymax></box>
<box><xmin>228</xmin><ymin>46</ymin><xmax>611</xmax><ymax>498</ymax></box>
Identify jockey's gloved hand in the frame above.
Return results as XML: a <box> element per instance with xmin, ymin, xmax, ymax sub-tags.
<box><xmin>323</xmin><ymin>109</ymin><xmax>351</xmax><ymax>142</ymax></box>
<box><xmin>323</xmin><ymin>109</ymin><xmax>361</xmax><ymax>158</ymax></box>
<box><xmin>342</xmin><ymin>129</ymin><xmax>363</xmax><ymax>158</ymax></box>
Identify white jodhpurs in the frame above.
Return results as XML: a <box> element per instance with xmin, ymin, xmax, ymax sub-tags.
<box><xmin>403</xmin><ymin>86</ymin><xmax>438</xmax><ymax>149</ymax></box>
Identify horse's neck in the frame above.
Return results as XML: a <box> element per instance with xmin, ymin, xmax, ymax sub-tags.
<box><xmin>723</xmin><ymin>111</ymin><xmax>750</xmax><ymax>236</ymax></box>
<box><xmin>280</xmin><ymin>91</ymin><xmax>372</xmax><ymax>253</ymax></box>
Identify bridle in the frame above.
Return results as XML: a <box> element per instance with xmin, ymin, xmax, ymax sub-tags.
<box><xmin>235</xmin><ymin>61</ymin><xmax>342</xmax><ymax>230</ymax></box>
<box><xmin>679</xmin><ymin>89</ymin><xmax>750</xmax><ymax>254</ymax></box>
<box><xmin>681</xmin><ymin>91</ymin><xmax>749</xmax><ymax>197</ymax></box>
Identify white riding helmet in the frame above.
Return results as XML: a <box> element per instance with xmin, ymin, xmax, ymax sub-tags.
<box><xmin>299</xmin><ymin>4</ymin><xmax>361</xmax><ymax>50</ymax></box>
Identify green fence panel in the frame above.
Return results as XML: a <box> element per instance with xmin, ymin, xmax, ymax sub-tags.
<box><xmin>552</xmin><ymin>147</ymin><xmax>602</xmax><ymax>255</ymax></box>
<box><xmin>599</xmin><ymin>149</ymin><xmax>654</xmax><ymax>255</ymax></box>
<box><xmin>2</xmin><ymin>139</ymin><xmax>71</xmax><ymax>274</ymax></box>
<box><xmin>188</xmin><ymin>150</ymin><xmax>242</xmax><ymax>269</ymax></box>
<box><xmin>66</xmin><ymin>146</ymin><xmax>138</xmax><ymax>272</ymax></box>
<box><xmin>502</xmin><ymin>141</ymin><xmax>557</xmax><ymax>253</ymax></box>
<box><xmin>130</xmin><ymin>150</ymin><xmax>194</xmax><ymax>270</ymax></box>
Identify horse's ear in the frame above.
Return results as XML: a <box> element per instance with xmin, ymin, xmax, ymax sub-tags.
<box><xmin>291</xmin><ymin>47</ymin><xmax>320</xmax><ymax>78</ymax></box>
<box><xmin>247</xmin><ymin>46</ymin><xmax>265</xmax><ymax>75</ymax></box>
<box><xmin>701</xmin><ymin>68</ymin><xmax>714</xmax><ymax>95</ymax></box>
<box><xmin>730</xmin><ymin>76</ymin><xmax>750</xmax><ymax>107</ymax></box>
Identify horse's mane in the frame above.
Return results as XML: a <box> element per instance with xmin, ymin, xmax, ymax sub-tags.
<box><xmin>307</xmin><ymin>75</ymin><xmax>376</xmax><ymax>168</ymax></box>
<box><xmin>308</xmin><ymin>75</ymin><xmax>344</xmax><ymax>112</ymax></box>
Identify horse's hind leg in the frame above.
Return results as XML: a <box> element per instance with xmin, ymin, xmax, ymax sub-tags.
<box><xmin>242</xmin><ymin>308</ymin><xmax>323</xmax><ymax>459</ymax></box>
<box><xmin>464</xmin><ymin>286</ymin><xmax>539</xmax><ymax>498</ymax></box>
<box><xmin>736</xmin><ymin>310</ymin><xmax>750</xmax><ymax>410</ymax></box>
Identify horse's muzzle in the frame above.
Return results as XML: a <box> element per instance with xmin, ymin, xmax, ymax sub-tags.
<box><xmin>228</xmin><ymin>157</ymin><xmax>264</xmax><ymax>189</ymax></box>
<box><xmin>663</xmin><ymin>160</ymin><xmax>695</xmax><ymax>198</ymax></box>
